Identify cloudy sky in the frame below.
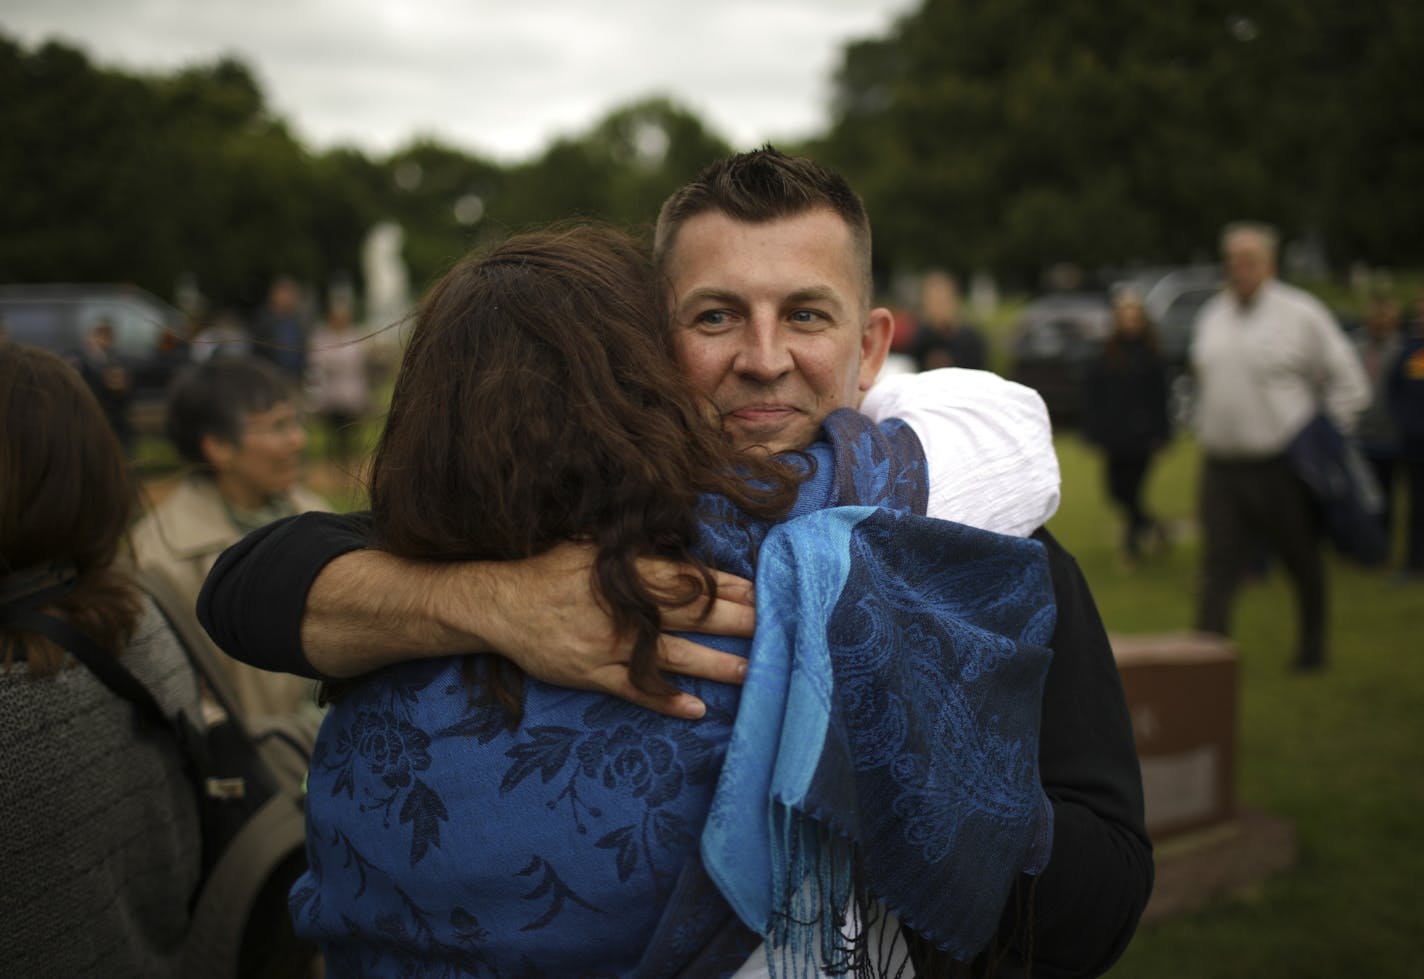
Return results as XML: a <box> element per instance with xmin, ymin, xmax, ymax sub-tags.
<box><xmin>3</xmin><ymin>0</ymin><xmax>916</xmax><ymax>162</ymax></box>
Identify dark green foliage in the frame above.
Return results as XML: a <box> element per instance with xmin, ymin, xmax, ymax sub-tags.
<box><xmin>493</xmin><ymin>98</ymin><xmax>732</xmax><ymax>241</ymax></box>
<box><xmin>4</xmin><ymin>4</ymin><xmax>1421</xmax><ymax>308</ymax></box>
<box><xmin>0</xmin><ymin>39</ymin><xmax>343</xmax><ymax>306</ymax></box>
<box><xmin>813</xmin><ymin>0</ymin><xmax>1424</xmax><ymax>283</ymax></box>
<box><xmin>0</xmin><ymin>32</ymin><xmax>732</xmax><ymax>308</ymax></box>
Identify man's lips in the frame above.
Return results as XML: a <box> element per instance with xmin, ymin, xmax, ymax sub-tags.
<box><xmin>725</xmin><ymin>404</ymin><xmax>798</xmax><ymax>426</ymax></box>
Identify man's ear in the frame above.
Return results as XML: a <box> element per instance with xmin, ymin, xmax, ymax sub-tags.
<box><xmin>200</xmin><ymin>433</ymin><xmax>236</xmax><ymax>471</ymax></box>
<box><xmin>857</xmin><ymin>306</ymin><xmax>896</xmax><ymax>393</ymax></box>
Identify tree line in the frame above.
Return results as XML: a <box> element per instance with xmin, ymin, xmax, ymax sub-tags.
<box><xmin>0</xmin><ymin>34</ymin><xmax>731</xmax><ymax>315</ymax></box>
<box><xmin>3</xmin><ymin>0</ymin><xmax>1419</xmax><ymax>314</ymax></box>
<box><xmin>813</xmin><ymin>0</ymin><xmax>1424</xmax><ymax>289</ymax></box>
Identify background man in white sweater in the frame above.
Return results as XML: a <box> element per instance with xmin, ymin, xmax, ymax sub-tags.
<box><xmin>1190</xmin><ymin>221</ymin><xmax>1369</xmax><ymax>670</ymax></box>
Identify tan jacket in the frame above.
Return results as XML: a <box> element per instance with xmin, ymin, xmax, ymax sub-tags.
<box><xmin>131</xmin><ymin>474</ymin><xmax>329</xmax><ymax>720</ymax></box>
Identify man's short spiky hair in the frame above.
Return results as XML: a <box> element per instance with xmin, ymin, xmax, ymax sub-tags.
<box><xmin>653</xmin><ymin>146</ymin><xmax>874</xmax><ymax>308</ymax></box>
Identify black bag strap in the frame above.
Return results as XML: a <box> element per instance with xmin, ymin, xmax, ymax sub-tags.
<box><xmin>2</xmin><ymin>604</ymin><xmax>215</xmax><ymax>775</ymax></box>
<box><xmin>2</xmin><ymin>607</ymin><xmax>170</xmax><ymax>730</ymax></box>
<box><xmin>3</xmin><ymin>580</ymin><xmax>314</xmax><ymax>979</ymax></box>
<box><xmin>121</xmin><ymin>577</ymin><xmax>316</xmax><ymax>979</ymax></box>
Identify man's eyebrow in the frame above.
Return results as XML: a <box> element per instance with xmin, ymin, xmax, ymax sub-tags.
<box><xmin>783</xmin><ymin>285</ymin><xmax>852</xmax><ymax>317</ymax></box>
<box><xmin>673</xmin><ymin>284</ymin><xmax>849</xmax><ymax>317</ymax></box>
<box><xmin>674</xmin><ymin>287</ymin><xmax>744</xmax><ymax>315</ymax></box>
<box><xmin>784</xmin><ymin>285</ymin><xmax>842</xmax><ymax>307</ymax></box>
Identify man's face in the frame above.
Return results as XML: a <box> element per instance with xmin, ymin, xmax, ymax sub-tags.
<box><xmin>1223</xmin><ymin>233</ymin><xmax>1274</xmax><ymax>304</ymax></box>
<box><xmin>206</xmin><ymin>400</ymin><xmax>307</xmax><ymax>508</ymax></box>
<box><xmin>665</xmin><ymin>208</ymin><xmax>893</xmax><ymax>455</ymax></box>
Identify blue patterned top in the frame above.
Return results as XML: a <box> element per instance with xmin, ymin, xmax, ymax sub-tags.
<box><xmin>290</xmin><ymin>411</ymin><xmax>1049</xmax><ymax>977</ymax></box>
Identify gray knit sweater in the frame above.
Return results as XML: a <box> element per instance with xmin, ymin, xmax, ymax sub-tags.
<box><xmin>1</xmin><ymin>597</ymin><xmax>203</xmax><ymax>978</ymax></box>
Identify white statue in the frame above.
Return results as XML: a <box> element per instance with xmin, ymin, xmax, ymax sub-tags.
<box><xmin>362</xmin><ymin>221</ymin><xmax>411</xmax><ymax>341</ymax></box>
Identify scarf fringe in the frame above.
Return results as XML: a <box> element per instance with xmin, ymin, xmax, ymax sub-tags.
<box><xmin>762</xmin><ymin>807</ymin><xmax>948</xmax><ymax>979</ymax></box>
<box><xmin>762</xmin><ymin>808</ymin><xmax>1041</xmax><ymax>979</ymax></box>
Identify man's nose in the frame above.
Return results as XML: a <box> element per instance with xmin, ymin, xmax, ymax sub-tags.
<box><xmin>732</xmin><ymin>313</ymin><xmax>793</xmax><ymax>381</ymax></box>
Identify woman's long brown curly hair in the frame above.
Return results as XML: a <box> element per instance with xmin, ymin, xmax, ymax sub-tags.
<box><xmin>0</xmin><ymin>343</ymin><xmax>141</xmax><ymax>673</ymax></box>
<box><xmin>367</xmin><ymin>223</ymin><xmax>802</xmax><ymax>715</ymax></box>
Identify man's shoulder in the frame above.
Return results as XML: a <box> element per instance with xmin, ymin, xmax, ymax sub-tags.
<box><xmin>813</xmin><ymin>407</ymin><xmax>930</xmax><ymax>515</ymax></box>
<box><xmin>132</xmin><ymin>476</ymin><xmax>234</xmax><ymax>561</ymax></box>
<box><xmin>1192</xmin><ymin>290</ymin><xmax>1232</xmax><ymax>330</ymax></box>
<box><xmin>1029</xmin><ymin>525</ymin><xmax>1072</xmax><ymax>570</ymax></box>
<box><xmin>1030</xmin><ymin>526</ymin><xmax>1100</xmax><ymax>594</ymax></box>
<box><xmin>290</xmin><ymin>485</ymin><xmax>332</xmax><ymax>515</ymax></box>
<box><xmin>1267</xmin><ymin>280</ymin><xmax>1334</xmax><ymax>324</ymax></box>
<box><xmin>866</xmin><ymin>366</ymin><xmax>1042</xmax><ymax>407</ymax></box>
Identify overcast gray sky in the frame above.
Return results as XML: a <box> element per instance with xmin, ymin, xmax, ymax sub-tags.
<box><xmin>3</xmin><ymin>0</ymin><xmax>916</xmax><ymax>162</ymax></box>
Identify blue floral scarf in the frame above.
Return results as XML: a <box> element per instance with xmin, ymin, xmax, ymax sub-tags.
<box><xmin>701</xmin><ymin>507</ymin><xmax>1056</xmax><ymax>974</ymax></box>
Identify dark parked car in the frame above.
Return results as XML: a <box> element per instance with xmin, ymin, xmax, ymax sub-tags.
<box><xmin>0</xmin><ymin>283</ymin><xmax>192</xmax><ymax>436</ymax></box>
<box><xmin>0</xmin><ymin>283</ymin><xmax>188</xmax><ymax>401</ymax></box>
<box><xmin>1008</xmin><ymin>291</ymin><xmax>1112</xmax><ymax>425</ymax></box>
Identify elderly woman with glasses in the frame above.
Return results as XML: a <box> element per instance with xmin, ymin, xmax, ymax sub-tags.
<box><xmin>132</xmin><ymin>356</ymin><xmax>327</xmax><ymax>721</ymax></box>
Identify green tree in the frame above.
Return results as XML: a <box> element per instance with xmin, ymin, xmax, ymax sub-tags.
<box><xmin>814</xmin><ymin>0</ymin><xmax>1424</xmax><ymax>284</ymax></box>
<box><xmin>1317</xmin><ymin>2</ymin><xmax>1424</xmax><ymax>263</ymax></box>
<box><xmin>150</xmin><ymin>58</ymin><xmax>325</xmax><ymax>306</ymax></box>
<box><xmin>375</xmin><ymin>139</ymin><xmax>505</xmax><ymax>291</ymax></box>
<box><xmin>0</xmin><ymin>36</ymin><xmax>379</xmax><ymax>310</ymax></box>
<box><xmin>0</xmin><ymin>38</ymin><xmax>172</xmax><ymax>285</ymax></box>
<box><xmin>306</xmin><ymin>147</ymin><xmax>385</xmax><ymax>302</ymax></box>
<box><xmin>0</xmin><ymin>32</ymin><xmax>737</xmax><ymax>314</ymax></box>
<box><xmin>496</xmin><ymin>97</ymin><xmax>731</xmax><ymax>238</ymax></box>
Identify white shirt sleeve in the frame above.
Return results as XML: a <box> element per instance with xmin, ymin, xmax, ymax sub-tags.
<box><xmin>1308</xmin><ymin>298</ymin><xmax>1371</xmax><ymax>434</ymax></box>
<box><xmin>860</xmin><ymin>368</ymin><xmax>1060</xmax><ymax>538</ymax></box>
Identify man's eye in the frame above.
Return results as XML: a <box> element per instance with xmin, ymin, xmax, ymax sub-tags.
<box><xmin>789</xmin><ymin>309</ymin><xmax>828</xmax><ymax>327</ymax></box>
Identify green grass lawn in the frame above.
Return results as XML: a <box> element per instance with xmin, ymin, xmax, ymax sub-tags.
<box><xmin>1049</xmin><ymin>433</ymin><xmax>1424</xmax><ymax>978</ymax></box>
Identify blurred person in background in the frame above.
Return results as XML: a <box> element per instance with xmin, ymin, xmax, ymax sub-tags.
<box><xmin>1081</xmin><ymin>287</ymin><xmax>1171</xmax><ymax>567</ymax></box>
<box><xmin>1</xmin><ymin>343</ymin><xmax>202</xmax><ymax>977</ymax></box>
<box><xmin>253</xmin><ymin>276</ymin><xmax>308</xmax><ymax>380</ymax></box>
<box><xmin>189</xmin><ymin>308</ymin><xmax>254</xmax><ymax>363</ymax></box>
<box><xmin>154</xmin><ymin>323</ymin><xmax>191</xmax><ymax>376</ymax></box>
<box><xmin>131</xmin><ymin>357</ymin><xmax>325</xmax><ymax>721</ymax></box>
<box><xmin>1352</xmin><ymin>292</ymin><xmax>1405</xmax><ymax>543</ymax></box>
<box><xmin>908</xmin><ymin>268</ymin><xmax>987</xmax><ymax>371</ymax></box>
<box><xmin>1388</xmin><ymin>290</ymin><xmax>1424</xmax><ymax>577</ymax></box>
<box><xmin>72</xmin><ymin>318</ymin><xmax>135</xmax><ymax>453</ymax></box>
<box><xmin>305</xmin><ymin>297</ymin><xmax>372</xmax><ymax>465</ymax></box>
<box><xmin>1190</xmin><ymin>222</ymin><xmax>1369</xmax><ymax>670</ymax></box>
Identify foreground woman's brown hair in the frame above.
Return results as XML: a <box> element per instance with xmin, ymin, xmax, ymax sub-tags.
<box><xmin>0</xmin><ymin>343</ymin><xmax>141</xmax><ymax>671</ymax></box>
<box><xmin>367</xmin><ymin>224</ymin><xmax>801</xmax><ymax>713</ymax></box>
